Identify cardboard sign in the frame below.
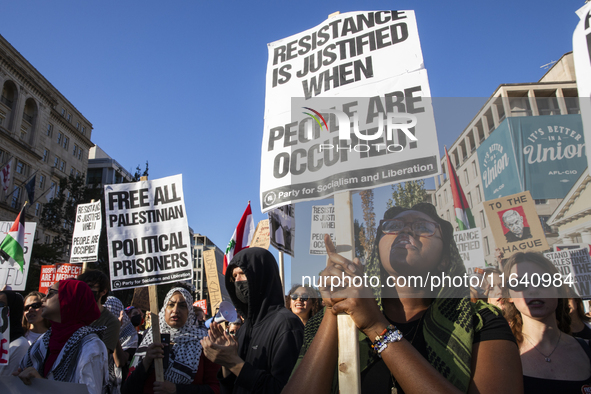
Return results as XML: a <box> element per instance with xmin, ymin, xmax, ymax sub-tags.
<box><xmin>38</xmin><ymin>263</ymin><xmax>83</xmax><ymax>294</ymax></box>
<box><xmin>104</xmin><ymin>174</ymin><xmax>192</xmax><ymax>290</ymax></box>
<box><xmin>483</xmin><ymin>191</ymin><xmax>549</xmax><ymax>257</ymax></box>
<box><xmin>0</xmin><ymin>307</ymin><xmax>9</xmax><ymax>367</ymax></box>
<box><xmin>310</xmin><ymin>205</ymin><xmax>336</xmax><ymax>255</ymax></box>
<box><xmin>131</xmin><ymin>286</ymin><xmax>150</xmax><ymax>311</ymax></box>
<box><xmin>203</xmin><ymin>249</ymin><xmax>223</xmax><ymax>311</ymax></box>
<box><xmin>269</xmin><ymin>204</ymin><xmax>295</xmax><ymax>256</ymax></box>
<box><xmin>70</xmin><ymin>201</ymin><xmax>102</xmax><ymax>263</ymax></box>
<box><xmin>454</xmin><ymin>228</ymin><xmax>485</xmax><ymax>272</ymax></box>
<box><xmin>0</xmin><ymin>221</ymin><xmax>36</xmax><ymax>291</ymax></box>
<box><xmin>193</xmin><ymin>299</ymin><xmax>208</xmax><ymax>315</ymax></box>
<box><xmin>250</xmin><ymin>219</ymin><xmax>270</xmax><ymax>249</ymax></box>
<box><xmin>545</xmin><ymin>247</ymin><xmax>591</xmax><ymax>297</ymax></box>
<box><xmin>260</xmin><ymin>11</ymin><xmax>441</xmax><ymax>211</ymax></box>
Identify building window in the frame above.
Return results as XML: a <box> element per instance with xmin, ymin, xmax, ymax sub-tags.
<box><xmin>476</xmin><ymin>185</ymin><xmax>482</xmax><ymax>203</ymax></box>
<box><xmin>45</xmin><ymin>235</ymin><xmax>50</xmax><ymax>244</ymax></box>
<box><xmin>539</xmin><ymin>215</ymin><xmax>554</xmax><ymax>234</ymax></box>
<box><xmin>444</xmin><ymin>189</ymin><xmax>448</xmax><ymax>204</ymax></box>
<box><xmin>472</xmin><ymin>161</ymin><xmax>478</xmax><ymax>177</ymax></box>
<box><xmin>61</xmin><ymin>108</ymin><xmax>66</xmax><ymax>117</ymax></box>
<box><xmin>480</xmin><ymin>211</ymin><xmax>486</xmax><ymax>228</ymax></box>
<box><xmin>59</xmin><ymin>160</ymin><xmax>65</xmax><ymax>172</ymax></box>
<box><xmin>70</xmin><ymin>167</ymin><xmax>74</xmax><ymax>176</ymax></box>
<box><xmin>535</xmin><ymin>199</ymin><xmax>548</xmax><ymax>205</ymax></box>
<box><xmin>57</xmin><ymin>132</ymin><xmax>62</xmax><ymax>145</ymax></box>
<box><xmin>76</xmin><ymin>122</ymin><xmax>80</xmax><ymax>130</ymax></box>
<box><xmin>464</xmin><ymin>169</ymin><xmax>469</xmax><ymax>184</ymax></box>
<box><xmin>39</xmin><ymin>175</ymin><xmax>45</xmax><ymax>189</ymax></box>
<box><xmin>73</xmin><ymin>145</ymin><xmax>78</xmax><ymax>156</ymax></box>
<box><xmin>63</xmin><ymin>136</ymin><xmax>69</xmax><ymax>150</ymax></box>
<box><xmin>35</xmin><ymin>203</ymin><xmax>41</xmax><ymax>216</ymax></box>
<box><xmin>484</xmin><ymin>236</ymin><xmax>490</xmax><ymax>255</ymax></box>
<box><xmin>0</xmin><ymin>149</ymin><xmax>4</xmax><ymax>163</ymax></box>
<box><xmin>78</xmin><ymin>149</ymin><xmax>82</xmax><ymax>160</ymax></box>
<box><xmin>16</xmin><ymin>161</ymin><xmax>25</xmax><ymax>174</ymax></box>
<box><xmin>11</xmin><ymin>186</ymin><xmax>20</xmax><ymax>208</ymax></box>
<box><xmin>46</xmin><ymin>124</ymin><xmax>53</xmax><ymax>136</ymax></box>
<box><xmin>67</xmin><ymin>113</ymin><xmax>71</xmax><ymax>122</ymax></box>
<box><xmin>467</xmin><ymin>192</ymin><xmax>473</xmax><ymax>208</ymax></box>
<box><xmin>81</xmin><ymin>126</ymin><xmax>86</xmax><ymax>135</ymax></box>
<box><xmin>42</xmin><ymin>149</ymin><xmax>49</xmax><ymax>162</ymax></box>
<box><xmin>446</xmin><ymin>210</ymin><xmax>451</xmax><ymax>223</ymax></box>
<box><xmin>54</xmin><ymin>156</ymin><xmax>59</xmax><ymax>168</ymax></box>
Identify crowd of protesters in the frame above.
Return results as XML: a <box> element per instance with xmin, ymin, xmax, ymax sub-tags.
<box><xmin>1</xmin><ymin>203</ymin><xmax>591</xmax><ymax>393</ymax></box>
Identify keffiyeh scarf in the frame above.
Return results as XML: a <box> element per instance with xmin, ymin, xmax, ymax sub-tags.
<box><xmin>130</xmin><ymin>287</ymin><xmax>208</xmax><ymax>384</ymax></box>
<box><xmin>20</xmin><ymin>325</ymin><xmax>105</xmax><ymax>382</ymax></box>
<box><xmin>104</xmin><ymin>296</ymin><xmax>138</xmax><ymax>349</ymax></box>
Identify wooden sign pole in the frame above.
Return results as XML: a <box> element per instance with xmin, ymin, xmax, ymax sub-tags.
<box><xmin>139</xmin><ymin>176</ymin><xmax>164</xmax><ymax>382</ymax></box>
<box><xmin>333</xmin><ymin>191</ymin><xmax>361</xmax><ymax>393</ymax></box>
<box><xmin>278</xmin><ymin>251</ymin><xmax>285</xmax><ymax>295</ymax></box>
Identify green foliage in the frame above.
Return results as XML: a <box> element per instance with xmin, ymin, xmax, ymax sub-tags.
<box><xmin>132</xmin><ymin>161</ymin><xmax>149</xmax><ymax>182</ymax></box>
<box><xmin>386</xmin><ymin>180</ymin><xmax>428</xmax><ymax>209</ymax></box>
<box><xmin>353</xmin><ymin>219</ymin><xmax>366</xmax><ymax>259</ymax></box>
<box><xmin>359</xmin><ymin>190</ymin><xmax>376</xmax><ymax>258</ymax></box>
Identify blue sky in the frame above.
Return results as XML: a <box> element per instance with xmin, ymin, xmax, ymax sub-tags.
<box><xmin>1</xmin><ymin>1</ymin><xmax>583</xmax><ymax>286</ymax></box>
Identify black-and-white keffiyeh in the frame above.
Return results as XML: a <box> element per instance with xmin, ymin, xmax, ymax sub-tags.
<box><xmin>20</xmin><ymin>325</ymin><xmax>106</xmax><ymax>382</ymax></box>
<box><xmin>104</xmin><ymin>296</ymin><xmax>138</xmax><ymax>349</ymax></box>
<box><xmin>130</xmin><ymin>287</ymin><xmax>208</xmax><ymax>384</ymax></box>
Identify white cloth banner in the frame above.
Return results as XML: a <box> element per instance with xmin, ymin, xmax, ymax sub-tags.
<box><xmin>260</xmin><ymin>11</ymin><xmax>441</xmax><ymax>211</ymax></box>
<box><xmin>104</xmin><ymin>174</ymin><xmax>192</xmax><ymax>290</ymax></box>
<box><xmin>0</xmin><ymin>221</ymin><xmax>36</xmax><ymax>291</ymax></box>
<box><xmin>573</xmin><ymin>2</ymin><xmax>591</xmax><ymax>171</ymax></box>
<box><xmin>70</xmin><ymin>201</ymin><xmax>102</xmax><ymax>263</ymax></box>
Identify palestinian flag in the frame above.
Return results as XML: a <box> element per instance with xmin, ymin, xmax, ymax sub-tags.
<box><xmin>223</xmin><ymin>202</ymin><xmax>255</xmax><ymax>275</ymax></box>
<box><xmin>0</xmin><ymin>205</ymin><xmax>26</xmax><ymax>271</ymax></box>
<box><xmin>445</xmin><ymin>147</ymin><xmax>475</xmax><ymax>230</ymax></box>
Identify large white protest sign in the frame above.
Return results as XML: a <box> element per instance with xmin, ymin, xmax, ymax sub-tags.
<box><xmin>0</xmin><ymin>306</ymin><xmax>9</xmax><ymax>367</ymax></box>
<box><xmin>310</xmin><ymin>205</ymin><xmax>336</xmax><ymax>255</ymax></box>
<box><xmin>260</xmin><ymin>11</ymin><xmax>441</xmax><ymax>211</ymax></box>
<box><xmin>545</xmin><ymin>247</ymin><xmax>591</xmax><ymax>297</ymax></box>
<box><xmin>573</xmin><ymin>2</ymin><xmax>591</xmax><ymax>171</ymax></box>
<box><xmin>0</xmin><ymin>221</ymin><xmax>36</xmax><ymax>291</ymax></box>
<box><xmin>70</xmin><ymin>201</ymin><xmax>102</xmax><ymax>263</ymax></box>
<box><xmin>454</xmin><ymin>228</ymin><xmax>485</xmax><ymax>272</ymax></box>
<box><xmin>105</xmin><ymin>174</ymin><xmax>192</xmax><ymax>290</ymax></box>
<box><xmin>269</xmin><ymin>204</ymin><xmax>295</xmax><ymax>256</ymax></box>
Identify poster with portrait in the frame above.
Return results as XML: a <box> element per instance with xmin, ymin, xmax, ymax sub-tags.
<box><xmin>483</xmin><ymin>191</ymin><xmax>549</xmax><ymax>258</ymax></box>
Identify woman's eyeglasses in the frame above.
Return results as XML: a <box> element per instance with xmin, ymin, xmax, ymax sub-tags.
<box><xmin>380</xmin><ymin>219</ymin><xmax>440</xmax><ymax>237</ymax></box>
<box><xmin>46</xmin><ymin>288</ymin><xmax>58</xmax><ymax>299</ymax></box>
<box><xmin>24</xmin><ymin>301</ymin><xmax>43</xmax><ymax>311</ymax></box>
<box><xmin>290</xmin><ymin>294</ymin><xmax>309</xmax><ymax>302</ymax></box>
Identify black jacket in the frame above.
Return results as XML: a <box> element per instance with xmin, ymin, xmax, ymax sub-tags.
<box><xmin>220</xmin><ymin>248</ymin><xmax>304</xmax><ymax>394</ymax></box>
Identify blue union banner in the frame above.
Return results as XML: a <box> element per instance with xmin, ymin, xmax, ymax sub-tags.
<box><xmin>477</xmin><ymin>114</ymin><xmax>587</xmax><ymax>201</ymax></box>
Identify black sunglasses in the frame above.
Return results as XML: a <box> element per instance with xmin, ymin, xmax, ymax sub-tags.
<box><xmin>290</xmin><ymin>294</ymin><xmax>309</xmax><ymax>302</ymax></box>
<box><xmin>379</xmin><ymin>219</ymin><xmax>440</xmax><ymax>237</ymax></box>
<box><xmin>24</xmin><ymin>301</ymin><xmax>43</xmax><ymax>311</ymax></box>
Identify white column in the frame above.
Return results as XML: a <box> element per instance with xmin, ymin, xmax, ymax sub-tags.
<box><xmin>581</xmin><ymin>229</ymin><xmax>591</xmax><ymax>245</ymax></box>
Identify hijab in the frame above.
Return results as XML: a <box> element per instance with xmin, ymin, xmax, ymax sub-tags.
<box><xmin>104</xmin><ymin>296</ymin><xmax>137</xmax><ymax>349</ymax></box>
<box><xmin>0</xmin><ymin>290</ymin><xmax>25</xmax><ymax>342</ymax></box>
<box><xmin>44</xmin><ymin>279</ymin><xmax>100</xmax><ymax>377</ymax></box>
<box><xmin>131</xmin><ymin>287</ymin><xmax>208</xmax><ymax>384</ymax></box>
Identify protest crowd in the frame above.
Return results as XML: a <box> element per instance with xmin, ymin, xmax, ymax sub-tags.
<box><xmin>0</xmin><ymin>203</ymin><xmax>591</xmax><ymax>393</ymax></box>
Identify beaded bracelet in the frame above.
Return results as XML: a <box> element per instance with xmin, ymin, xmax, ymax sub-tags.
<box><xmin>371</xmin><ymin>325</ymin><xmax>403</xmax><ymax>357</ymax></box>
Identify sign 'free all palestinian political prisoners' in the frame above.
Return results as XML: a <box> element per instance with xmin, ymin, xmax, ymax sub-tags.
<box><xmin>70</xmin><ymin>201</ymin><xmax>102</xmax><ymax>263</ymax></box>
<box><xmin>105</xmin><ymin>175</ymin><xmax>192</xmax><ymax>290</ymax></box>
<box><xmin>260</xmin><ymin>11</ymin><xmax>441</xmax><ymax>211</ymax></box>
<box><xmin>0</xmin><ymin>221</ymin><xmax>36</xmax><ymax>291</ymax></box>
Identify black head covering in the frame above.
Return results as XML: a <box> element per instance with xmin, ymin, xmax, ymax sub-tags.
<box><xmin>0</xmin><ymin>290</ymin><xmax>25</xmax><ymax>342</ymax></box>
<box><xmin>225</xmin><ymin>247</ymin><xmax>285</xmax><ymax>359</ymax></box>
